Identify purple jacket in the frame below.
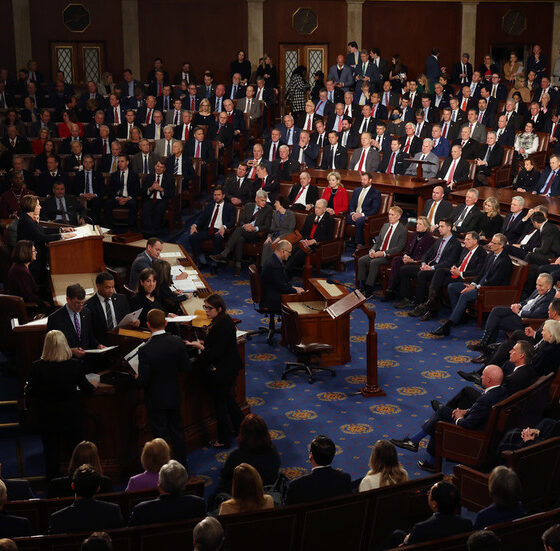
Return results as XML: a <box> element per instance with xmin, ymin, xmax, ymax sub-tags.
<box><xmin>125</xmin><ymin>471</ymin><xmax>159</xmax><ymax>492</ymax></box>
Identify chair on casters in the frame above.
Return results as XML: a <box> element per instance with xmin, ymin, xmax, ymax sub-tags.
<box><xmin>247</xmin><ymin>263</ymin><xmax>278</xmax><ymax>345</ymax></box>
<box><xmin>281</xmin><ymin>304</ymin><xmax>335</xmax><ymax>384</ymax></box>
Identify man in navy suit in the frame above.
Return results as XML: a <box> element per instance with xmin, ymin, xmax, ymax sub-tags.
<box><xmin>285</xmin><ymin>435</ymin><xmax>351</xmax><ymax>505</ymax></box>
<box><xmin>544</xmin><ymin>114</ymin><xmax>560</xmax><ymax>154</ymax></box>
<box><xmin>346</xmin><ymin>41</ymin><xmax>360</xmax><ymax>71</ymax></box>
<box><xmin>535</xmin><ymin>155</ymin><xmax>560</xmax><ymax>197</ymax></box>
<box><xmin>425</xmin><ymin>48</ymin><xmax>444</xmax><ymax>83</ymax></box>
<box><xmin>276</xmin><ymin>114</ymin><xmax>301</xmax><ymax>146</ymax></box>
<box><xmin>488</xmin><ymin>73</ymin><xmax>508</xmax><ymax>101</ymax></box>
<box><xmin>501</xmin><ymin>196</ymin><xmax>527</xmax><ymax>244</ymax></box>
<box><xmin>495</xmin><ymin>115</ymin><xmax>515</xmax><ymax>147</ymax></box>
<box><xmin>0</xmin><ymin>479</ymin><xmax>32</xmax><ymax>537</ymax></box>
<box><xmin>451</xmin><ymin>53</ymin><xmax>473</xmax><ymax>85</ymax></box>
<box><xmin>85</xmin><ymin>272</ymin><xmax>135</xmax><ymax>345</ymax></box>
<box><xmin>223</xmin><ymin>98</ymin><xmax>245</xmax><ymax>133</ymax></box>
<box><xmin>391</xmin><ymin>364</ymin><xmax>508</xmax><ymax>472</ymax></box>
<box><xmin>105</xmin><ymin>154</ymin><xmax>141</xmax><ymax>229</ymax></box>
<box><xmin>431</xmin><ymin>125</ymin><xmax>450</xmax><ymax>158</ymax></box>
<box><xmin>72</xmin><ymin>154</ymin><xmax>104</xmax><ymax>224</ymax></box>
<box><xmin>347</xmin><ymin>172</ymin><xmax>381</xmax><ymax>245</ymax></box>
<box><xmin>141</xmin><ymin>160</ymin><xmax>176</xmax><ymax>237</ymax></box>
<box><xmin>105</xmin><ymin>94</ymin><xmax>125</xmax><ymax>125</ymax></box>
<box><xmin>353</xmin><ymin>50</ymin><xmax>380</xmax><ymax>91</ymax></box>
<box><xmin>320</xmin><ymin>131</ymin><xmax>348</xmax><ymax>170</ymax></box>
<box><xmin>129</xmin><ymin>460</ymin><xmax>206</xmax><ymax>526</ymax></box>
<box><xmin>432</xmin><ymin>233</ymin><xmax>513</xmax><ymax>337</ymax></box>
<box><xmin>290</xmin><ymin>131</ymin><xmax>318</xmax><ymax>168</ymax></box>
<box><xmin>188</xmin><ymin>187</ymin><xmax>235</xmax><ymax>268</ymax></box>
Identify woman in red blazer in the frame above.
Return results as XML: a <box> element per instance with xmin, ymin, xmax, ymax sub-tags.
<box><xmin>321</xmin><ymin>171</ymin><xmax>349</xmax><ymax>215</ymax></box>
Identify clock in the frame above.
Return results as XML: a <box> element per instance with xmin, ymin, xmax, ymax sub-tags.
<box><xmin>63</xmin><ymin>3</ymin><xmax>90</xmax><ymax>33</ymax></box>
<box><xmin>502</xmin><ymin>10</ymin><xmax>526</xmax><ymax>36</ymax></box>
<box><xmin>293</xmin><ymin>8</ymin><xmax>318</xmax><ymax>35</ymax></box>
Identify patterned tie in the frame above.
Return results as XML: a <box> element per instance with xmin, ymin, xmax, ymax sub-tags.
<box><xmin>105</xmin><ymin>298</ymin><xmax>114</xmax><ymax>330</ymax></box>
<box><xmin>74</xmin><ymin>312</ymin><xmax>81</xmax><ymax>340</ymax></box>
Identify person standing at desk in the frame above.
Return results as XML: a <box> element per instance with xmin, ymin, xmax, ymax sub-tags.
<box><xmin>26</xmin><ymin>330</ymin><xmax>97</xmax><ymax>479</ymax></box>
<box><xmin>129</xmin><ymin>268</ymin><xmax>167</xmax><ymax>329</ymax></box>
<box><xmin>129</xmin><ymin>237</ymin><xmax>163</xmax><ymax>289</ymax></box>
<box><xmin>47</xmin><ymin>284</ymin><xmax>105</xmax><ymax>359</ymax></box>
<box><xmin>85</xmin><ymin>272</ymin><xmax>136</xmax><ymax>345</ymax></box>
<box><xmin>186</xmin><ymin>294</ymin><xmax>245</xmax><ymax>449</ymax></box>
<box><xmin>137</xmin><ymin>309</ymin><xmax>190</xmax><ymax>467</ymax></box>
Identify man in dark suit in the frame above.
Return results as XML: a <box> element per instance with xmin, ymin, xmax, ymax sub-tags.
<box><xmin>225</xmin><ymin>74</ymin><xmax>245</xmax><ymax>101</ymax></box>
<box><xmin>0</xmin><ymin>479</ymin><xmax>32</xmax><ymax>537</ymax></box>
<box><xmin>184</xmin><ymin>127</ymin><xmax>213</xmax><ymax>163</ymax></box>
<box><xmin>136</xmin><ymin>310</ymin><xmax>190</xmax><ymax>467</ymax></box>
<box><xmin>525</xmin><ymin>210</ymin><xmax>560</xmax><ymax>268</ymax></box>
<box><xmin>448</xmin><ymin>97</ymin><xmax>467</xmax><ymax>127</ymax></box>
<box><xmin>285</xmin><ymin>199</ymin><xmax>334</xmax><ymax>277</ymax></box>
<box><xmin>127</xmin><ymin>239</ymin><xmax>163</xmax><ymax>291</ymax></box>
<box><xmin>141</xmin><ymin>160</ymin><xmax>175</xmax><ymax>237</ymax></box>
<box><xmin>165</xmin><ymin>142</ymin><xmax>195</xmax><ymax>192</ymax></box>
<box><xmin>49</xmin><ymin>464</ymin><xmax>124</xmax><ymax>534</ymax></box>
<box><xmin>452</xmin><ymin>126</ymin><xmax>479</xmax><ymax>160</ymax></box>
<box><xmin>36</xmin><ymin>155</ymin><xmax>70</xmax><ymax>197</ymax></box>
<box><xmin>63</xmin><ymin>141</ymin><xmax>86</xmax><ymax>172</ymax></box>
<box><xmin>131</xmin><ymin>140</ymin><xmax>157</xmax><ymax>175</ymax></box>
<box><xmin>155</xmin><ymin>85</ymin><xmax>174</xmax><ymax>113</ymax></box>
<box><xmin>391</xmin><ymin>364</ymin><xmax>508</xmax><ymax>472</ymax></box>
<box><xmin>411</xmin><ymin>230</ymin><xmax>488</xmax><ymax>320</ymax></box>
<box><xmin>290</xmin><ymin>131</ymin><xmax>318</xmax><ymax>169</ymax></box>
<box><xmin>143</xmin><ymin>111</ymin><xmax>165</xmax><ymax>140</ymax></box>
<box><xmin>41</xmin><ymin>181</ymin><xmax>85</xmax><ymax>226</ymax></box>
<box><xmin>104</xmin><ymin>154</ymin><xmax>140</xmax><ymax>229</ymax></box>
<box><xmin>347</xmin><ymin>171</ymin><xmax>381</xmax><ymax>246</ymax></box>
<box><xmin>287</xmin><ymin>171</ymin><xmax>319</xmax><ymax>211</ymax></box>
<box><xmin>0</xmin><ymin>81</ymin><xmax>16</xmax><ymax>109</ymax></box>
<box><xmin>136</xmin><ymin>95</ymin><xmax>157</xmax><ymax>126</ymax></box>
<box><xmin>285</xmin><ymin>435</ymin><xmax>351</xmax><ymax>505</ymax></box>
<box><xmin>89</xmin><ymin>125</ymin><xmax>113</xmax><ymax>156</ymax></box>
<box><xmin>100</xmin><ymin>141</ymin><xmax>123</xmax><ymax>174</ymax></box>
<box><xmin>120</xmin><ymin>69</ymin><xmax>142</xmax><ymax>100</ymax></box>
<box><xmin>432</xmin><ymin>233</ymin><xmax>513</xmax><ymax>336</ymax></box>
<box><xmin>260</xmin><ymin>240</ymin><xmax>305</xmax><ymax>313</ymax></box>
<box><xmin>421</xmin><ymin>185</ymin><xmax>454</xmax><ymax>230</ymax></box>
<box><xmin>2</xmin><ymin>477</ymin><xmax>33</xmax><ymax>501</ymax></box>
<box><xmin>223</xmin><ymin>163</ymin><xmax>254</xmax><ymax>205</ymax></box>
<box><xmin>320</xmin><ymin>131</ymin><xmax>348</xmax><ymax>170</ymax></box>
<box><xmin>104</xmin><ymin>94</ymin><xmax>125</xmax><ymax>125</ymax></box>
<box><xmin>353</xmin><ymin>50</ymin><xmax>381</xmax><ymax>91</ymax></box>
<box><xmin>399</xmin><ymin>123</ymin><xmax>422</xmax><ymax>158</ymax></box>
<box><xmin>436</xmin><ymin>145</ymin><xmax>471</xmax><ymax>197</ymax></box>
<box><xmin>346</xmin><ymin>42</ymin><xmax>360</xmax><ymax>71</ymax></box>
<box><xmin>488</xmin><ymin>73</ymin><xmax>507</xmax><ymax>101</ymax></box>
<box><xmin>378</xmin><ymin>138</ymin><xmax>408</xmax><ymax>175</ymax></box>
<box><xmin>129</xmin><ymin>460</ymin><xmax>206</xmax><ymax>526</ymax></box>
<box><xmin>501</xmin><ymin>196</ymin><xmax>527</xmax><ymax>244</ymax></box>
<box><xmin>495</xmin><ymin>115</ymin><xmax>516</xmax><ymax>147</ymax></box>
<box><xmin>252</xmin><ymin>164</ymin><xmax>279</xmax><ymax>203</ymax></box>
<box><xmin>390</xmin><ymin>481</ymin><xmax>472</xmax><ymax>545</ymax></box>
<box><xmin>263</xmin><ymin>129</ymin><xmax>285</xmax><ymax>163</ymax></box>
<box><xmin>47</xmin><ymin>284</ymin><xmax>104</xmax><ymax>358</ymax></box>
<box><xmin>498</xmin><ymin>100</ymin><xmax>522</xmax><ymax>131</ymax></box>
<box><xmin>338</xmin><ymin>116</ymin><xmax>360</xmax><ymax>149</ymax></box>
<box><xmin>116</xmin><ymin>109</ymin><xmax>141</xmax><ymax>140</ymax></box>
<box><xmin>1</xmin><ymin>126</ymin><xmax>31</xmax><ymax>158</ymax></box>
<box><xmin>524</xmin><ymin>101</ymin><xmax>547</xmax><ymax>132</ymax></box>
<box><xmin>475</xmin><ymin>131</ymin><xmax>504</xmax><ymax>186</ymax></box>
<box><xmin>451</xmin><ymin>54</ymin><xmax>473</xmax><ymax>85</ymax></box>
<box><xmin>85</xmin><ymin>272</ymin><xmax>134</xmax><ymax>345</ymax></box>
<box><xmin>310</xmin><ymin>119</ymin><xmax>328</xmax><ymax>149</ymax></box>
<box><xmin>208</xmin><ymin>112</ymin><xmax>234</xmax><ymax>148</ymax></box>
<box><xmin>173</xmin><ymin>110</ymin><xmax>194</xmax><ymax>142</ymax></box>
<box><xmin>224</xmin><ymin>99</ymin><xmax>246</xmax><ymax>134</ymax></box>
<box><xmin>534</xmin><ymin>155</ymin><xmax>560</xmax><ymax>197</ymax></box>
<box><xmin>271</xmin><ymin>145</ymin><xmax>301</xmax><ymax>183</ymax></box>
<box><xmin>211</xmin><ymin>190</ymin><xmax>273</xmax><ymax>276</ymax></box>
<box><xmin>545</xmin><ymin>114</ymin><xmax>560</xmax><ymax>154</ymax></box>
<box><xmin>33</xmin><ymin>108</ymin><xmax>58</xmax><ymax>137</ymax></box>
<box><xmin>357</xmin><ymin>207</ymin><xmax>407</xmax><ymax>295</ymax></box>
<box><xmin>394</xmin><ymin>219</ymin><xmax>462</xmax><ymax>310</ymax></box>
<box><xmin>188</xmin><ymin>187</ymin><xmax>236</xmax><ymax>268</ymax></box>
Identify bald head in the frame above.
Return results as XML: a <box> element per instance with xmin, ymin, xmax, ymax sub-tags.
<box><xmin>482</xmin><ymin>364</ymin><xmax>504</xmax><ymax>388</ymax></box>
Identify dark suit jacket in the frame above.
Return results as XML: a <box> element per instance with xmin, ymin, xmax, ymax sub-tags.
<box><xmin>498</xmin><ymin>110</ymin><xmax>522</xmax><ymax>132</ymax></box>
<box><xmin>239</xmin><ymin>202</ymin><xmax>273</xmax><ymax>234</ymax></box>
<box><xmin>290</xmin><ymin>143</ymin><xmax>318</xmax><ymax>168</ymax></box>
<box><xmin>421</xmin><ymin>199</ymin><xmax>454</xmax><ymax>224</ymax></box>
<box><xmin>451</xmin><ymin>61</ymin><xmax>473</xmax><ymax>85</ymax></box>
<box><xmin>195</xmin><ymin>200</ymin><xmax>236</xmax><ymax>230</ymax></box>
<box><xmin>104</xmin><ymin>105</ymin><xmax>125</xmax><ymax>125</ymax></box>
<box><xmin>128</xmin><ymin>494</ymin><xmax>206</xmax><ymax>526</ymax></box>
<box><xmin>165</xmin><ymin>155</ymin><xmax>195</xmax><ymax>183</ymax></box>
<box><xmin>320</xmin><ymin>144</ymin><xmax>348</xmax><ymax>170</ymax></box>
<box><xmin>261</xmin><ymin>252</ymin><xmax>297</xmax><ymax>312</ymax></box>
<box><xmin>137</xmin><ymin>333</ymin><xmax>190</xmax><ymax>411</ymax></box>
<box><xmin>271</xmin><ymin>158</ymin><xmax>301</xmax><ymax>182</ymax></box>
<box><xmin>2</xmin><ymin>478</ymin><xmax>33</xmax><ymax>501</ymax></box>
<box><xmin>49</xmin><ymin>498</ymin><xmax>124</xmax><ymax>534</ymax></box>
<box><xmin>1</xmin><ymin>135</ymin><xmax>31</xmax><ymax>155</ymax></box>
<box><xmin>407</xmin><ymin>512</ymin><xmax>473</xmax><ymax>545</ymax></box>
<box><xmin>451</xmin><ymin>138</ymin><xmax>479</xmax><ymax>160</ymax></box>
<box><xmin>33</xmin><ymin>121</ymin><xmax>58</xmax><ymax>137</ymax></box>
<box><xmin>399</xmin><ymin>135</ymin><xmax>422</xmax><ymax>157</ymax></box>
<box><xmin>116</xmin><ymin>122</ymin><xmax>141</xmax><ymax>140</ymax></box>
<box><xmin>129</xmin><ymin>251</ymin><xmax>152</xmax><ymax>289</ymax></box>
<box><xmin>85</xmin><ymin>293</ymin><xmax>130</xmax><ymax>345</ymax></box>
<box><xmin>533</xmin><ymin>221</ymin><xmax>560</xmax><ymax>258</ymax></box>
<box><xmin>223</xmin><ymin>175</ymin><xmax>254</xmax><ymax>204</ymax></box>
<box><xmin>300</xmin><ymin>212</ymin><xmax>334</xmax><ymax>244</ymax></box>
<box><xmin>378</xmin><ymin>150</ymin><xmax>408</xmax><ymax>175</ymax></box>
<box><xmin>535</xmin><ymin>168</ymin><xmax>560</xmax><ymax>197</ymax></box>
<box><xmin>141</xmin><ymin>172</ymin><xmax>175</xmax><ymax>203</ymax></box>
<box><xmin>143</xmin><ymin>123</ymin><xmax>165</xmax><ymax>140</ymax></box>
<box><xmin>455</xmin><ymin>245</ymin><xmax>488</xmax><ymax>278</ymax></box>
<box><xmin>252</xmin><ymin>175</ymin><xmax>279</xmax><ymax>202</ymax></box>
<box><xmin>0</xmin><ymin>511</ymin><xmax>32</xmax><ymax>537</ymax></box>
<box><xmin>41</xmin><ymin>194</ymin><xmax>85</xmax><ymax>225</ymax></box>
<box><xmin>208</xmin><ymin>121</ymin><xmax>234</xmax><ymax>147</ymax></box>
<box><xmin>63</xmin><ymin>154</ymin><xmax>85</xmax><ymax>172</ymax></box>
<box><xmin>337</xmin><ymin>129</ymin><xmax>360</xmax><ymax>150</ymax></box>
<box><xmin>476</xmin><ymin>143</ymin><xmax>504</xmax><ymax>175</ymax></box>
<box><xmin>288</xmin><ymin>184</ymin><xmax>319</xmax><ymax>209</ymax></box>
<box><xmin>474</xmin><ymin>251</ymin><xmax>514</xmax><ymax>287</ymax></box>
<box><xmin>108</xmin><ymin>170</ymin><xmax>141</xmax><ymax>199</ymax></box>
<box><xmin>184</xmin><ymin>139</ymin><xmax>213</xmax><ymax>163</ymax></box>
<box><xmin>520</xmin><ymin>288</ymin><xmax>557</xmax><ymax>319</ymax></box>
<box><xmin>496</xmin><ymin>126</ymin><xmax>515</xmax><ymax>147</ymax></box>
<box><xmin>501</xmin><ymin>212</ymin><xmax>527</xmax><ymax>244</ymax></box>
<box><xmin>348</xmin><ymin>186</ymin><xmax>380</xmax><ymax>216</ymax></box>
<box><xmin>422</xmin><ymin>236</ymin><xmax>462</xmax><ymax>268</ymax></box>
<box><xmin>451</xmin><ymin>204</ymin><xmax>483</xmax><ymax>233</ymax></box>
<box><xmin>47</xmin><ymin>306</ymin><xmax>99</xmax><ymax>350</ymax></box>
<box><xmin>503</xmin><ymin>364</ymin><xmax>537</xmax><ymax>395</ymax></box>
<box><xmin>285</xmin><ymin>466</ymin><xmax>351</xmax><ymax>505</ymax></box>
<box><xmin>456</xmin><ymin>385</ymin><xmax>509</xmax><ymax>430</ymax></box>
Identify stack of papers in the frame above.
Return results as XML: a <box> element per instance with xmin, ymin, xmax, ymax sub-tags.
<box><xmin>165</xmin><ymin>315</ymin><xmax>197</xmax><ymax>323</ymax></box>
<box><xmin>84</xmin><ymin>345</ymin><xmax>118</xmax><ymax>354</ymax></box>
<box><xmin>161</xmin><ymin>251</ymin><xmax>182</xmax><ymax>258</ymax></box>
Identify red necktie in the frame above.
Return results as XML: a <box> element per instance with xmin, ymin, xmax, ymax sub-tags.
<box><xmin>344</xmin><ymin>106</ymin><xmax>349</xmax><ymax>116</ymax></box>
<box><xmin>461</xmin><ymin>98</ymin><xmax>467</xmax><ymax>111</ymax></box>
<box><xmin>183</xmin><ymin>125</ymin><xmax>189</xmax><ymax>140</ymax></box>
<box><xmin>552</xmin><ymin>122</ymin><xmax>558</xmax><ymax>138</ymax></box>
<box><xmin>293</xmin><ymin>185</ymin><xmax>307</xmax><ymax>204</ymax></box>
<box><xmin>447</xmin><ymin>160</ymin><xmax>457</xmax><ymax>184</ymax></box>
<box><xmin>337</xmin><ymin>116</ymin><xmax>342</xmax><ymax>132</ymax></box>
<box><xmin>208</xmin><ymin>203</ymin><xmax>220</xmax><ymax>236</ymax></box>
<box><xmin>542</xmin><ymin>170</ymin><xmax>557</xmax><ymax>195</ymax></box>
<box><xmin>404</xmin><ymin>137</ymin><xmax>411</xmax><ymax>153</ymax></box>
<box><xmin>469</xmin><ymin>123</ymin><xmax>473</xmax><ymax>131</ymax></box>
<box><xmin>306</xmin><ymin>116</ymin><xmax>312</xmax><ymax>131</ymax></box>
<box><xmin>152</xmin><ymin>175</ymin><xmax>160</xmax><ymax>202</ymax></box>
<box><xmin>386</xmin><ymin>152</ymin><xmax>396</xmax><ymax>173</ymax></box>
<box><xmin>190</xmin><ymin>97</ymin><xmax>195</xmax><ymax>111</ymax></box>
<box><xmin>114</xmin><ymin>107</ymin><xmax>119</xmax><ymax>124</ymax></box>
<box><xmin>478</xmin><ymin>112</ymin><xmax>483</xmax><ymax>123</ymax></box>
<box><xmin>384</xmin><ymin>92</ymin><xmax>389</xmax><ymax>105</ymax></box>
<box><xmin>310</xmin><ymin>217</ymin><xmax>319</xmax><ymax>239</ymax></box>
<box><xmin>314</xmin><ymin>101</ymin><xmax>323</xmax><ymax>113</ymax></box>
<box><xmin>146</xmin><ymin>108</ymin><xmax>152</xmax><ymax>124</ymax></box>
<box><xmin>357</xmin><ymin>149</ymin><xmax>367</xmax><ymax>171</ymax></box>
<box><xmin>380</xmin><ymin>225</ymin><xmax>393</xmax><ymax>251</ymax></box>
<box><xmin>195</xmin><ymin>141</ymin><xmax>201</xmax><ymax>158</ymax></box>
<box><xmin>158</xmin><ymin>83</ymin><xmax>162</xmax><ymax>96</ymax></box>
<box><xmin>452</xmin><ymin>250</ymin><xmax>473</xmax><ymax>278</ymax></box>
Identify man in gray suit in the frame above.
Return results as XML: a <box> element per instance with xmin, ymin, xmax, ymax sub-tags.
<box><xmin>154</xmin><ymin>125</ymin><xmax>179</xmax><ymax>157</ymax></box>
<box><xmin>165</xmin><ymin>99</ymin><xmax>184</xmax><ymax>126</ymax></box>
<box><xmin>349</xmin><ymin>133</ymin><xmax>380</xmax><ymax>172</ymax></box>
<box><xmin>131</xmin><ymin>139</ymin><xmax>158</xmax><ymax>175</ymax></box>
<box><xmin>462</xmin><ymin>109</ymin><xmax>487</xmax><ymax>144</ymax></box>
<box><xmin>327</xmin><ymin>54</ymin><xmax>354</xmax><ymax>91</ymax></box>
<box><xmin>236</xmin><ymin>85</ymin><xmax>262</xmax><ymax>121</ymax></box>
<box><xmin>405</xmin><ymin>138</ymin><xmax>440</xmax><ymax>178</ymax></box>
<box><xmin>356</xmin><ymin>206</ymin><xmax>407</xmax><ymax>295</ymax></box>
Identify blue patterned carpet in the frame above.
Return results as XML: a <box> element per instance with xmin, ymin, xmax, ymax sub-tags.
<box><xmin>0</xmin><ymin>253</ymin><xmax>486</xmax><ymax>497</ymax></box>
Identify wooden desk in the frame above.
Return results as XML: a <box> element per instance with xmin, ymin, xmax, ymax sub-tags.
<box><xmin>450</xmin><ymin>187</ymin><xmax>560</xmax><ymax>224</ymax></box>
<box><xmin>281</xmin><ymin>278</ymin><xmax>351</xmax><ymax>366</ymax></box>
<box><xmin>294</xmin><ymin>169</ymin><xmax>441</xmax><ymax>213</ymax></box>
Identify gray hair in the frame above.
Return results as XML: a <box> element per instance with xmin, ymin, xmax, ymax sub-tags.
<box><xmin>422</xmin><ymin>138</ymin><xmax>434</xmax><ymax>147</ymax></box>
<box><xmin>543</xmin><ymin>320</ymin><xmax>560</xmax><ymax>343</ymax></box>
<box><xmin>255</xmin><ymin>189</ymin><xmax>268</xmax><ymax>200</ymax></box>
<box><xmin>512</xmin><ymin>195</ymin><xmax>525</xmax><ymax>207</ymax></box>
<box><xmin>193</xmin><ymin>516</ymin><xmax>224</xmax><ymax>551</ymax></box>
<box><xmin>493</xmin><ymin>233</ymin><xmax>507</xmax><ymax>247</ymax></box>
<box><xmin>466</xmin><ymin>188</ymin><xmax>479</xmax><ymax>198</ymax></box>
<box><xmin>537</xmin><ymin>273</ymin><xmax>554</xmax><ymax>286</ymax></box>
<box><xmin>279</xmin><ymin>145</ymin><xmax>289</xmax><ymax>153</ymax></box>
<box><xmin>316</xmin><ymin>198</ymin><xmax>328</xmax><ymax>208</ymax></box>
<box><xmin>158</xmin><ymin>459</ymin><xmax>188</xmax><ymax>494</ymax></box>
<box><xmin>487</xmin><ymin>130</ymin><xmax>497</xmax><ymax>139</ymax></box>
<box><xmin>163</xmin><ymin>124</ymin><xmax>175</xmax><ymax>133</ymax></box>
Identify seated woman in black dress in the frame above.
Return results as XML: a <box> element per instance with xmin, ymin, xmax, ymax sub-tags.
<box><xmin>47</xmin><ymin>439</ymin><xmax>114</xmax><ymax>497</ymax></box>
<box><xmin>152</xmin><ymin>258</ymin><xmax>183</xmax><ymax>316</ymax></box>
<box><xmin>514</xmin><ymin>158</ymin><xmax>540</xmax><ymax>193</ymax></box>
<box><xmin>6</xmin><ymin>240</ymin><xmax>41</xmax><ymax>303</ymax></box>
<box><xmin>129</xmin><ymin>267</ymin><xmax>174</xmax><ymax>328</ymax></box>
<box><xmin>26</xmin><ymin>330</ymin><xmax>97</xmax><ymax>481</ymax></box>
<box><xmin>33</xmin><ymin>139</ymin><xmax>59</xmax><ymax>174</ymax></box>
<box><xmin>479</xmin><ymin>197</ymin><xmax>503</xmax><ymax>240</ymax></box>
<box><xmin>193</xmin><ymin>99</ymin><xmax>215</xmax><ymax>125</ymax></box>
<box><xmin>125</xmin><ymin>126</ymin><xmax>143</xmax><ymax>156</ymax></box>
<box><xmin>186</xmin><ymin>293</ymin><xmax>244</xmax><ymax>448</ymax></box>
<box><xmin>214</xmin><ymin>413</ymin><xmax>281</xmax><ymax>499</ymax></box>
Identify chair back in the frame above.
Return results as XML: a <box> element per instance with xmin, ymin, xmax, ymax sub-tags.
<box><xmin>281</xmin><ymin>303</ymin><xmax>302</xmax><ymax>346</ymax></box>
<box><xmin>248</xmin><ymin>264</ymin><xmax>262</xmax><ymax>304</ymax></box>
<box><xmin>332</xmin><ymin>215</ymin><xmax>346</xmax><ymax>239</ymax></box>
<box><xmin>0</xmin><ymin>294</ymin><xmax>29</xmax><ymax>353</ymax></box>
<box><xmin>502</xmin><ymin>145</ymin><xmax>515</xmax><ymax>166</ymax></box>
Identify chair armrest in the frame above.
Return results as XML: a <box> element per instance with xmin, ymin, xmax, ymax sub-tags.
<box><xmin>434</xmin><ymin>421</ymin><xmax>487</xmax><ymax>471</ymax></box>
<box><xmin>521</xmin><ymin>318</ymin><xmax>545</xmax><ymax>330</ymax></box>
<box><xmin>477</xmin><ymin>285</ymin><xmax>522</xmax><ymax>308</ymax></box>
<box><xmin>353</xmin><ymin>246</ymin><xmax>370</xmax><ymax>259</ymax></box>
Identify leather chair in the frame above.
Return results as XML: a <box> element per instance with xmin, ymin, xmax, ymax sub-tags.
<box><xmin>528</xmin><ymin>131</ymin><xmax>550</xmax><ymax>170</ymax></box>
<box><xmin>0</xmin><ymin>294</ymin><xmax>30</xmax><ymax>356</ymax></box>
<box><xmin>247</xmin><ymin>263</ymin><xmax>277</xmax><ymax>345</ymax></box>
<box><xmin>281</xmin><ymin>303</ymin><xmax>335</xmax><ymax>384</ymax></box>
<box><xmin>488</xmin><ymin>145</ymin><xmax>514</xmax><ymax>187</ymax></box>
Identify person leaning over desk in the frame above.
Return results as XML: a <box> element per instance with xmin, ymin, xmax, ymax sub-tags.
<box><xmin>186</xmin><ymin>293</ymin><xmax>245</xmax><ymax>449</ymax></box>
<box><xmin>26</xmin><ymin>330</ymin><xmax>98</xmax><ymax>480</ymax></box>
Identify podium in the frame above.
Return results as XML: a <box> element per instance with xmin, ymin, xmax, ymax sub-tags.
<box><xmin>405</xmin><ymin>157</ymin><xmax>437</xmax><ymax>182</ymax></box>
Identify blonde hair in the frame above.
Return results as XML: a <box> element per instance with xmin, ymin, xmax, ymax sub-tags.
<box><xmin>141</xmin><ymin>438</ymin><xmax>171</xmax><ymax>473</ymax></box>
<box><xmin>41</xmin><ymin>330</ymin><xmax>72</xmax><ymax>362</ymax></box>
<box><xmin>483</xmin><ymin>196</ymin><xmax>500</xmax><ymax>218</ymax></box>
<box><xmin>231</xmin><ymin>463</ymin><xmax>266</xmax><ymax>512</ymax></box>
<box><xmin>389</xmin><ymin>205</ymin><xmax>403</xmax><ymax>216</ymax></box>
<box><xmin>198</xmin><ymin>98</ymin><xmax>211</xmax><ymax>114</ymax></box>
<box><xmin>68</xmin><ymin>441</ymin><xmax>103</xmax><ymax>476</ymax></box>
<box><xmin>0</xmin><ymin>480</ymin><xmax>6</xmax><ymax>504</ymax></box>
<box><xmin>366</xmin><ymin>440</ymin><xmax>408</xmax><ymax>487</ymax></box>
<box><xmin>416</xmin><ymin>216</ymin><xmax>430</xmax><ymax>232</ymax></box>
<box><xmin>327</xmin><ymin>171</ymin><xmax>342</xmax><ymax>184</ymax></box>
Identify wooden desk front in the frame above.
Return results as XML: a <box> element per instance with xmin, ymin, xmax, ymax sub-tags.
<box><xmin>294</xmin><ymin>169</ymin><xmax>441</xmax><ymax>213</ymax></box>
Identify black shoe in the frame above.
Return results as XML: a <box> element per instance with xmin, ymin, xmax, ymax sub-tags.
<box><xmin>417</xmin><ymin>459</ymin><xmax>437</xmax><ymax>473</ymax></box>
<box><xmin>380</xmin><ymin>291</ymin><xmax>395</xmax><ymax>302</ymax></box>
<box><xmin>210</xmin><ymin>253</ymin><xmax>228</xmax><ymax>264</ymax></box>
<box><xmin>431</xmin><ymin>399</ymin><xmax>442</xmax><ymax>412</ymax></box>
<box><xmin>420</xmin><ymin>310</ymin><xmax>436</xmax><ymax>321</ymax></box>
<box><xmin>390</xmin><ymin>437</ymin><xmax>418</xmax><ymax>453</ymax></box>
<box><xmin>470</xmin><ymin>354</ymin><xmax>488</xmax><ymax>364</ymax></box>
<box><xmin>457</xmin><ymin>370</ymin><xmax>482</xmax><ymax>385</ymax></box>
<box><xmin>467</xmin><ymin>340</ymin><xmax>484</xmax><ymax>352</ymax></box>
<box><xmin>363</xmin><ymin>285</ymin><xmax>374</xmax><ymax>297</ymax></box>
<box><xmin>408</xmin><ymin>303</ymin><xmax>428</xmax><ymax>317</ymax></box>
<box><xmin>394</xmin><ymin>298</ymin><xmax>413</xmax><ymax>309</ymax></box>
<box><xmin>234</xmin><ymin>263</ymin><xmax>241</xmax><ymax>277</ymax></box>
<box><xmin>431</xmin><ymin>320</ymin><xmax>451</xmax><ymax>336</ymax></box>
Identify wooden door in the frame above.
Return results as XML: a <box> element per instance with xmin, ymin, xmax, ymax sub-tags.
<box><xmin>51</xmin><ymin>42</ymin><xmax>104</xmax><ymax>85</ymax></box>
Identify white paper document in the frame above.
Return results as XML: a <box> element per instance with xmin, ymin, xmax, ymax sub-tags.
<box><xmin>160</xmin><ymin>252</ymin><xmax>182</xmax><ymax>258</ymax></box>
<box><xmin>84</xmin><ymin>345</ymin><xmax>118</xmax><ymax>354</ymax></box>
<box><xmin>125</xmin><ymin>342</ymin><xmax>146</xmax><ymax>374</ymax></box>
<box><xmin>172</xmin><ymin>279</ymin><xmax>198</xmax><ymax>292</ymax></box>
<box><xmin>165</xmin><ymin>315</ymin><xmax>197</xmax><ymax>323</ymax></box>
<box><xmin>117</xmin><ymin>308</ymin><xmax>143</xmax><ymax>328</ymax></box>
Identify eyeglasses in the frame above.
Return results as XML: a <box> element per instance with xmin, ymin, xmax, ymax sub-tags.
<box><xmin>202</xmin><ymin>304</ymin><xmax>215</xmax><ymax>311</ymax></box>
